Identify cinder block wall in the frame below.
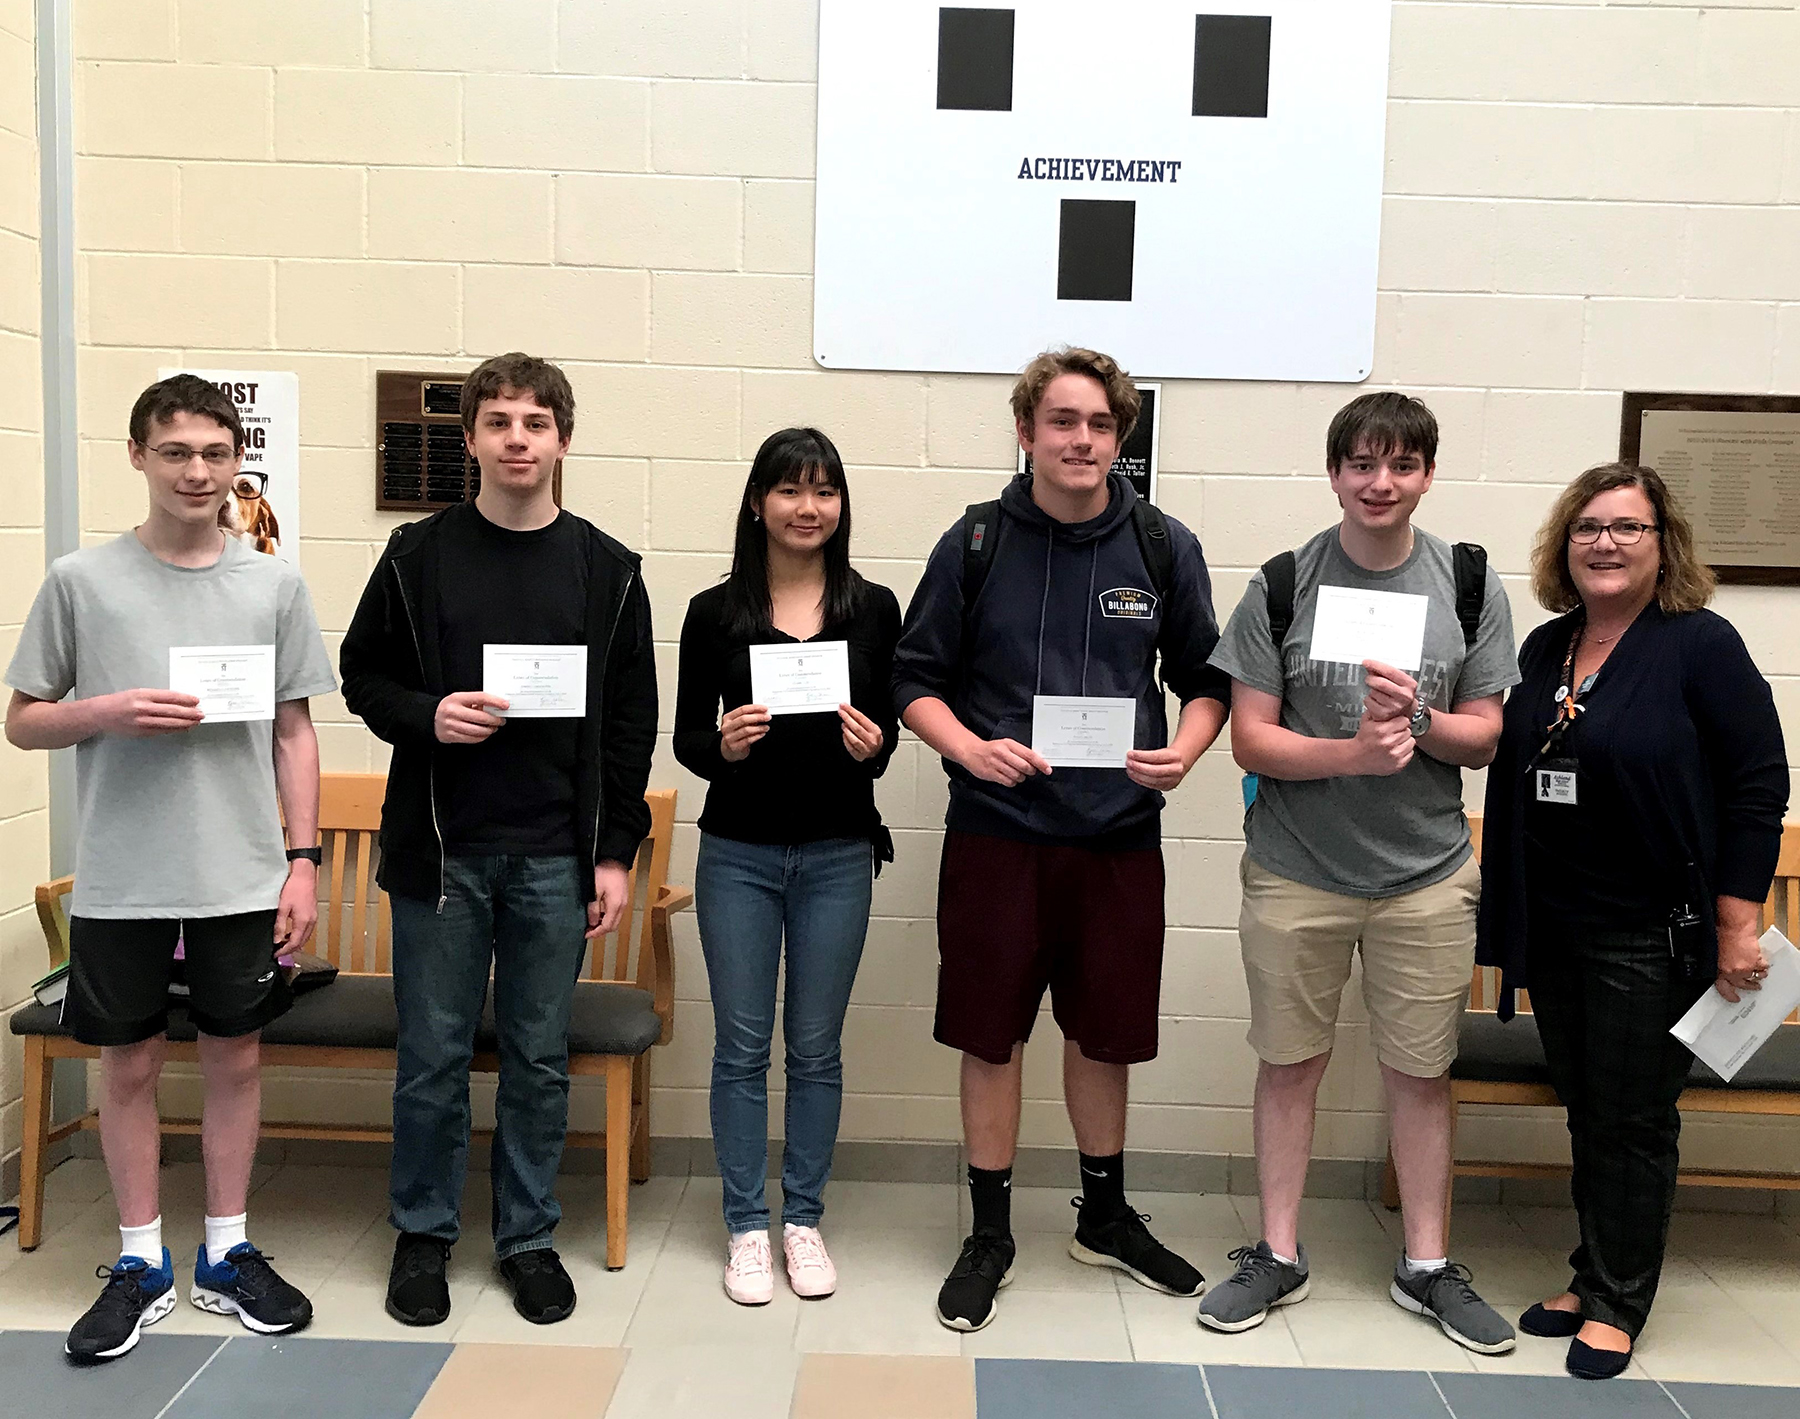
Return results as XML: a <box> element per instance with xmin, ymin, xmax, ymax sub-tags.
<box><xmin>55</xmin><ymin>0</ymin><xmax>1800</xmax><ymax>1176</ymax></box>
<box><xmin>0</xmin><ymin>0</ymin><xmax>48</xmax><ymax>1196</ymax></box>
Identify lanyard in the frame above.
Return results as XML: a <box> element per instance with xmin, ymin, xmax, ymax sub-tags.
<box><xmin>1533</xmin><ymin>619</ymin><xmax>1596</xmax><ymax>767</ymax></box>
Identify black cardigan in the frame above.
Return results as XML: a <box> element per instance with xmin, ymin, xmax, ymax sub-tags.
<box><xmin>1476</xmin><ymin>603</ymin><xmax>1788</xmax><ymax>1019</ymax></box>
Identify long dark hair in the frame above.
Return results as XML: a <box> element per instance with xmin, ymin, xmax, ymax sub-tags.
<box><xmin>721</xmin><ymin>427</ymin><xmax>866</xmax><ymax>637</ymax></box>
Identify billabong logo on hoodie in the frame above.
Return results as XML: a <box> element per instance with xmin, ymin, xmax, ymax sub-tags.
<box><xmin>1099</xmin><ymin>587</ymin><xmax>1156</xmax><ymax>620</ymax></box>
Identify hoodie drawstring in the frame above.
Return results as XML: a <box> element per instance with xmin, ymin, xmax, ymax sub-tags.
<box><xmin>1081</xmin><ymin>543</ymin><xmax>1098</xmax><ymax>696</ymax></box>
<box><xmin>1034</xmin><ymin>530</ymin><xmax>1053</xmax><ymax>696</ymax></box>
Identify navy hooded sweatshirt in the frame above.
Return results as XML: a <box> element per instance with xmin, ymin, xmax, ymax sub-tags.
<box><xmin>892</xmin><ymin>472</ymin><xmax>1230</xmax><ymax>848</ymax></box>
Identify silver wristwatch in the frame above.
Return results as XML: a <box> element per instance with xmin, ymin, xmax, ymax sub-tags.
<box><xmin>1408</xmin><ymin>703</ymin><xmax>1432</xmax><ymax>739</ymax></box>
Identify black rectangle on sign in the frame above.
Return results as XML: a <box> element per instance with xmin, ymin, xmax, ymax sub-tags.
<box><xmin>1058</xmin><ymin>199</ymin><xmax>1136</xmax><ymax>302</ymax></box>
<box><xmin>1193</xmin><ymin>14</ymin><xmax>1272</xmax><ymax>118</ymax></box>
<box><xmin>938</xmin><ymin>8</ymin><xmax>1015</xmax><ymax>111</ymax></box>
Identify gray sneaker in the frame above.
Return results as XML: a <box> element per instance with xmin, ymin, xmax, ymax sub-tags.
<box><xmin>1391</xmin><ymin>1261</ymin><xmax>1517</xmax><ymax>1354</ymax></box>
<box><xmin>1196</xmin><ymin>1241</ymin><xmax>1310</xmax><ymax>1332</ymax></box>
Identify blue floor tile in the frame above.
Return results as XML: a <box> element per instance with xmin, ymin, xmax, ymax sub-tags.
<box><xmin>1433</xmin><ymin>1371</ymin><xmax>1683</xmax><ymax>1419</ymax></box>
<box><xmin>1663</xmin><ymin>1383</ymin><xmax>1800</xmax><ymax>1419</ymax></box>
<box><xmin>975</xmin><ymin>1358</ymin><xmax>1208</xmax><ymax>1418</ymax></box>
<box><xmin>1205</xmin><ymin>1365</ymin><xmax>1450</xmax><ymax>1419</ymax></box>
<box><xmin>163</xmin><ymin>1335</ymin><xmax>454</xmax><ymax>1419</ymax></box>
<box><xmin>0</xmin><ymin>1330</ymin><xmax>227</xmax><ymax>1417</ymax></box>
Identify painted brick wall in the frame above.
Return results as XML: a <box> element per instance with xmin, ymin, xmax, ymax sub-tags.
<box><xmin>60</xmin><ymin>0</ymin><xmax>1800</xmax><ymax>1173</ymax></box>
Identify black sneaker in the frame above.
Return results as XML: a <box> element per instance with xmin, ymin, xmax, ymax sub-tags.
<box><xmin>66</xmin><ymin>1250</ymin><xmax>177</xmax><ymax>1363</ymax></box>
<box><xmin>935</xmin><ymin>1230</ymin><xmax>1015</xmax><ymax>1332</ymax></box>
<box><xmin>190</xmin><ymin>1243</ymin><xmax>313</xmax><ymax>1335</ymax></box>
<box><xmin>1068</xmin><ymin>1198</ymin><xmax>1205</xmax><ymax>1297</ymax></box>
<box><xmin>387</xmin><ymin>1232</ymin><xmax>452</xmax><ymax>1327</ymax></box>
<box><xmin>499</xmin><ymin>1248</ymin><xmax>576</xmax><ymax>1324</ymax></box>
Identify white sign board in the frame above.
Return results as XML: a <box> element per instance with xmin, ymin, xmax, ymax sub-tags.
<box><xmin>159</xmin><ymin>368</ymin><xmax>301</xmax><ymax>564</ymax></box>
<box><xmin>815</xmin><ymin>1</ymin><xmax>1391</xmax><ymax>381</ymax></box>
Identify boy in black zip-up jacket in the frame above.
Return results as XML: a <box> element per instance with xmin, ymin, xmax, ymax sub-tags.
<box><xmin>894</xmin><ymin>348</ymin><xmax>1230</xmax><ymax>1333</ymax></box>
<box><xmin>340</xmin><ymin>354</ymin><xmax>656</xmax><ymax>1328</ymax></box>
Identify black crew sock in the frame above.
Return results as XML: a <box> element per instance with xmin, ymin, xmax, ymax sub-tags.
<box><xmin>967</xmin><ymin>1165</ymin><xmax>1013</xmax><ymax>1237</ymax></box>
<box><xmin>1078</xmin><ymin>1151</ymin><xmax>1127</xmax><ymax>1222</ymax></box>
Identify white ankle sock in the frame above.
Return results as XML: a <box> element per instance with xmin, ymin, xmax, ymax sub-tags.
<box><xmin>1268</xmin><ymin>1246</ymin><xmax>1298</xmax><ymax>1266</ymax></box>
<box><xmin>205</xmin><ymin>1212</ymin><xmax>248</xmax><ymax>1266</ymax></box>
<box><xmin>1405</xmin><ymin>1255</ymin><xmax>1447</xmax><ymax>1275</ymax></box>
<box><xmin>119</xmin><ymin>1217</ymin><xmax>163</xmax><ymax>1267</ymax></box>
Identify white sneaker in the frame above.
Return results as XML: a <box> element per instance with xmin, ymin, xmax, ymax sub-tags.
<box><xmin>724</xmin><ymin>1231</ymin><xmax>774</xmax><ymax>1306</ymax></box>
<box><xmin>783</xmin><ymin>1224</ymin><xmax>837</xmax><ymax>1299</ymax></box>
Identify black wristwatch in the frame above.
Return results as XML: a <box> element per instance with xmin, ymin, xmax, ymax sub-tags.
<box><xmin>286</xmin><ymin>846</ymin><xmax>323</xmax><ymax>866</ymax></box>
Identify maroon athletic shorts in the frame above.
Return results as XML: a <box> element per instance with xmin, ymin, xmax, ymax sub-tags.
<box><xmin>934</xmin><ymin>830</ymin><xmax>1166</xmax><ymax>1066</ymax></box>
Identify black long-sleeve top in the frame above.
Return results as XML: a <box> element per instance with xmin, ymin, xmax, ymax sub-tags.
<box><xmin>674</xmin><ymin>580</ymin><xmax>902</xmax><ymax>853</ymax></box>
<box><xmin>1477</xmin><ymin>603</ymin><xmax>1789</xmax><ymax>1018</ymax></box>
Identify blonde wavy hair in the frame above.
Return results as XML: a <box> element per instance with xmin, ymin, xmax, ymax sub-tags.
<box><xmin>1529</xmin><ymin>462</ymin><xmax>1715</xmax><ymax>615</ymax></box>
<box><xmin>1010</xmin><ymin>347</ymin><xmax>1141</xmax><ymax>444</ymax></box>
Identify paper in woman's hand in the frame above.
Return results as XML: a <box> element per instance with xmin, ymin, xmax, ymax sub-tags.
<box><xmin>1670</xmin><ymin>928</ymin><xmax>1800</xmax><ymax>1081</ymax></box>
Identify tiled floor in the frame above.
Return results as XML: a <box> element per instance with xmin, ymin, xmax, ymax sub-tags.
<box><xmin>4</xmin><ymin>1158</ymin><xmax>1800</xmax><ymax>1415</ymax></box>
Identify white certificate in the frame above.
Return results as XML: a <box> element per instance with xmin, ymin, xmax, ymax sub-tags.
<box><xmin>1032</xmin><ymin>695</ymin><xmax>1136</xmax><ymax>769</ymax></box>
<box><xmin>168</xmin><ymin>645</ymin><xmax>276</xmax><ymax>723</ymax></box>
<box><xmin>483</xmin><ymin>644</ymin><xmax>588</xmax><ymax>718</ymax></box>
<box><xmin>1308</xmin><ymin>586</ymin><xmax>1431</xmax><ymax>672</ymax></box>
<box><xmin>1671</xmin><ymin>928</ymin><xmax>1800</xmax><ymax>1082</ymax></box>
<box><xmin>750</xmin><ymin>641</ymin><xmax>852</xmax><ymax>716</ymax></box>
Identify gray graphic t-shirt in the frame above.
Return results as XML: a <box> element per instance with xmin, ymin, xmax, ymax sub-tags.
<box><xmin>1209</xmin><ymin>526</ymin><xmax>1519</xmax><ymax>898</ymax></box>
<box><xmin>6</xmin><ymin>533</ymin><xmax>338</xmax><ymax>919</ymax></box>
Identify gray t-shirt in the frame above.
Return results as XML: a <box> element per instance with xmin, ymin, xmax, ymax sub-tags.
<box><xmin>6</xmin><ymin>533</ymin><xmax>338</xmax><ymax>919</ymax></box>
<box><xmin>1209</xmin><ymin>526</ymin><xmax>1519</xmax><ymax>898</ymax></box>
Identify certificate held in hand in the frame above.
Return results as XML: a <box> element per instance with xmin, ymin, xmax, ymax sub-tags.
<box><xmin>750</xmin><ymin>641</ymin><xmax>852</xmax><ymax>716</ymax></box>
<box><xmin>1308</xmin><ymin>586</ymin><xmax>1431</xmax><ymax>673</ymax></box>
<box><xmin>1032</xmin><ymin>695</ymin><xmax>1135</xmax><ymax>769</ymax></box>
<box><xmin>169</xmin><ymin>645</ymin><xmax>276</xmax><ymax>723</ymax></box>
<box><xmin>483</xmin><ymin>645</ymin><xmax>588</xmax><ymax>718</ymax></box>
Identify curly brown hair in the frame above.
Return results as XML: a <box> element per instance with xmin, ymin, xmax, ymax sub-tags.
<box><xmin>1010</xmin><ymin>347</ymin><xmax>1141</xmax><ymax>444</ymax></box>
<box><xmin>1529</xmin><ymin>462</ymin><xmax>1716</xmax><ymax>615</ymax></box>
<box><xmin>460</xmin><ymin>352</ymin><xmax>576</xmax><ymax>441</ymax></box>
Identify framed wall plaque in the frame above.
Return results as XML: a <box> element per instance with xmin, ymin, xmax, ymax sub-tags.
<box><xmin>1620</xmin><ymin>392</ymin><xmax>1800</xmax><ymax>585</ymax></box>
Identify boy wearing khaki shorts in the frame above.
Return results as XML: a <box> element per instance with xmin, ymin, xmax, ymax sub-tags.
<box><xmin>1203</xmin><ymin>392</ymin><xmax>1521</xmax><ymax>1354</ymax></box>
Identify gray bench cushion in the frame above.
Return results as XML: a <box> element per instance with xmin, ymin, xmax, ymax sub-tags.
<box><xmin>1453</xmin><ymin>1011</ymin><xmax>1800</xmax><ymax>1092</ymax></box>
<box><xmin>9</xmin><ymin>974</ymin><xmax>662</xmax><ymax>1058</ymax></box>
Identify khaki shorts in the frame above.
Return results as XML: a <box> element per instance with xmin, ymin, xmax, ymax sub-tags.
<box><xmin>1238</xmin><ymin>853</ymin><xmax>1480</xmax><ymax>1078</ymax></box>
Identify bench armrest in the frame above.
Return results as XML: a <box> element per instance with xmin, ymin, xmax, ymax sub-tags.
<box><xmin>648</xmin><ymin>883</ymin><xmax>693</xmax><ymax>1046</ymax></box>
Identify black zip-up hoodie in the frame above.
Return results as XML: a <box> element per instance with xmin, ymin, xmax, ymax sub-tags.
<box><xmin>892</xmin><ymin>472</ymin><xmax>1229</xmax><ymax>844</ymax></box>
<box><xmin>340</xmin><ymin>503</ymin><xmax>658</xmax><ymax>907</ymax></box>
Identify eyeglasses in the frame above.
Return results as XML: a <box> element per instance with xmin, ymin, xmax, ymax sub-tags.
<box><xmin>231</xmin><ymin>471</ymin><xmax>268</xmax><ymax>500</ymax></box>
<box><xmin>147</xmin><ymin>443</ymin><xmax>238</xmax><ymax>470</ymax></box>
<box><xmin>1569</xmin><ymin>518</ymin><xmax>1660</xmax><ymax>546</ymax></box>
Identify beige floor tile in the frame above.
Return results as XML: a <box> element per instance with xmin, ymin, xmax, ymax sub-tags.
<box><xmin>1444</xmin><ymin>1204</ymin><xmax>1536</xmax><ymax>1250</ymax></box>
<box><xmin>1669</xmin><ymin>1212</ymin><xmax>1800</xmax><ymax>1263</ymax></box>
<box><xmin>1509</xmin><ymin>1206</ymin><xmax>1581</xmax><ymax>1253</ymax></box>
<box><xmin>822</xmin><ymin>1181</ymin><xmax>962</xmax><ymax>1231</ymax></box>
<box><xmin>449</xmin><ymin>1249</ymin><xmax>648</xmax><ymax>1348</ymax></box>
<box><xmin>413</xmin><ymin>1341</ymin><xmax>627</xmax><ymax>1417</ymax></box>
<box><xmin>808</xmin><ymin>1226</ymin><xmax>962</xmax><ymax>1291</ymax></box>
<box><xmin>958</xmin><ymin>1289</ymin><xmax>1133</xmax><ymax>1361</ymax></box>
<box><xmin>1122</xmin><ymin>1291</ymin><xmax>1305</xmax><ymax>1366</ymax></box>
<box><xmin>793</xmin><ymin>1278</ymin><xmax>963</xmax><ymax>1356</ymax></box>
<box><xmin>1467</xmin><ymin>1338</ymin><xmax>1655</xmax><ymax>1381</ymax></box>
<box><xmin>623</xmin><ymin>1237</ymin><xmax>802</xmax><ymax>1347</ymax></box>
<box><xmin>557</xmin><ymin>1172</ymin><xmax>688</xmax><ymax>1225</ymax></box>
<box><xmin>299</xmin><ymin>1218</ymin><xmax>494</xmax><ymax>1341</ymax></box>
<box><xmin>605</xmin><ymin>1343</ymin><xmax>801</xmax><ymax>1419</ymax></box>
<box><xmin>1633</xmin><ymin>1305</ymin><xmax>1800</xmax><ymax>1385</ymax></box>
<box><xmin>1233</xmin><ymin>1195</ymin><xmax>1395</xmax><ymax>1249</ymax></box>
<box><xmin>1283</xmin><ymin>1297</ymin><xmax>1478</xmax><ymax>1371</ymax></box>
<box><xmin>1007</xmin><ymin>1229</ymin><xmax>1122</xmax><ymax>1293</ymax></box>
<box><xmin>791</xmin><ymin>1353</ymin><xmax>975</xmax><ymax>1419</ymax></box>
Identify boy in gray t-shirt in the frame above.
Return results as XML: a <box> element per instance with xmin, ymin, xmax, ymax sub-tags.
<box><xmin>1199</xmin><ymin>393</ymin><xmax>1521</xmax><ymax>1354</ymax></box>
<box><xmin>4</xmin><ymin>375</ymin><xmax>335</xmax><ymax>1363</ymax></box>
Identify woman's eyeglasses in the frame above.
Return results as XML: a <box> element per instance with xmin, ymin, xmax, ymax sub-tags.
<box><xmin>1568</xmin><ymin>518</ymin><xmax>1659</xmax><ymax>546</ymax></box>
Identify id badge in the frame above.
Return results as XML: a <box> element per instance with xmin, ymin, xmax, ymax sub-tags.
<box><xmin>1534</xmin><ymin>757</ymin><xmax>1579</xmax><ymax>806</ymax></box>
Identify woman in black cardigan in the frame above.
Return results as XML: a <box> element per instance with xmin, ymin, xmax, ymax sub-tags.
<box><xmin>1477</xmin><ymin>462</ymin><xmax>1788</xmax><ymax>1379</ymax></box>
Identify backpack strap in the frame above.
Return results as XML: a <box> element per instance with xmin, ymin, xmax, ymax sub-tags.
<box><xmin>1452</xmin><ymin>542</ymin><xmax>1488</xmax><ymax>650</ymax></box>
<box><xmin>1129</xmin><ymin>500</ymin><xmax>1175</xmax><ymax>604</ymax></box>
<box><xmin>954</xmin><ymin>501</ymin><xmax>1003</xmax><ymax>694</ymax></box>
<box><xmin>1261</xmin><ymin>550</ymin><xmax>1298</xmax><ymax>650</ymax></box>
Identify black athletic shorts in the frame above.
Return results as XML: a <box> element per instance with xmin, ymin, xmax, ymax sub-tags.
<box><xmin>64</xmin><ymin>911</ymin><xmax>291</xmax><ymax>1047</ymax></box>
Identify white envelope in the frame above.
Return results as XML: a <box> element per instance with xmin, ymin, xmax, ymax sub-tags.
<box><xmin>483</xmin><ymin>644</ymin><xmax>588</xmax><ymax>718</ymax></box>
<box><xmin>1309</xmin><ymin>586</ymin><xmax>1431</xmax><ymax>673</ymax></box>
<box><xmin>750</xmin><ymin>641</ymin><xmax>851</xmax><ymax>716</ymax></box>
<box><xmin>1032</xmin><ymin>695</ymin><xmax>1135</xmax><ymax>769</ymax></box>
<box><xmin>1670</xmin><ymin>928</ymin><xmax>1800</xmax><ymax>1082</ymax></box>
<box><xmin>168</xmin><ymin>645</ymin><xmax>276</xmax><ymax>723</ymax></box>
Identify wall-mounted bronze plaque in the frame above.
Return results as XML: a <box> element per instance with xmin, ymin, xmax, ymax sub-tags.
<box><xmin>1621</xmin><ymin>392</ymin><xmax>1800</xmax><ymax>585</ymax></box>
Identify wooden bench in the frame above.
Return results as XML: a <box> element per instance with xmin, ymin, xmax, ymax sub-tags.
<box><xmin>9</xmin><ymin>773</ymin><xmax>692</xmax><ymax>1269</ymax></box>
<box><xmin>1384</xmin><ymin>820</ymin><xmax>1800</xmax><ymax>1217</ymax></box>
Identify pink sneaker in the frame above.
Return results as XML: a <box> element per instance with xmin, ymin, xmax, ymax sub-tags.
<box><xmin>724</xmin><ymin>1232</ymin><xmax>774</xmax><ymax>1306</ymax></box>
<box><xmin>783</xmin><ymin>1224</ymin><xmax>837</xmax><ymax>1299</ymax></box>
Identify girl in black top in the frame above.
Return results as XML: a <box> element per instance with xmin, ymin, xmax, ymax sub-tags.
<box><xmin>1477</xmin><ymin>463</ymin><xmax>1787</xmax><ymax>1379</ymax></box>
<box><xmin>674</xmin><ymin>428</ymin><xmax>900</xmax><ymax>1307</ymax></box>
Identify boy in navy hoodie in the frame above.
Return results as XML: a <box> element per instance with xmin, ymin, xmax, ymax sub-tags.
<box><xmin>894</xmin><ymin>348</ymin><xmax>1230</xmax><ymax>1332</ymax></box>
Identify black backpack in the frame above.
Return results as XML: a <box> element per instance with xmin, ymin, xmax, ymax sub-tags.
<box><xmin>1260</xmin><ymin>542</ymin><xmax>1488</xmax><ymax>652</ymax></box>
<box><xmin>957</xmin><ymin>498</ymin><xmax>1176</xmax><ymax>688</ymax></box>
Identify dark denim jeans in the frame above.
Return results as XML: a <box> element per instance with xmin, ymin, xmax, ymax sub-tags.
<box><xmin>389</xmin><ymin>854</ymin><xmax>588</xmax><ymax>1260</ymax></box>
<box><xmin>695</xmin><ymin>833</ymin><xmax>873</xmax><ymax>1234</ymax></box>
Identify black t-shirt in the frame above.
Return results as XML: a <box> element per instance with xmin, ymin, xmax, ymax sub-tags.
<box><xmin>435</xmin><ymin>505</ymin><xmax>588</xmax><ymax>856</ymax></box>
<box><xmin>672</xmin><ymin>580</ymin><xmax>902</xmax><ymax>848</ymax></box>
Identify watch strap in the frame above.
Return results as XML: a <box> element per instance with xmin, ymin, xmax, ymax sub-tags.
<box><xmin>286</xmin><ymin>846</ymin><xmax>323</xmax><ymax>865</ymax></box>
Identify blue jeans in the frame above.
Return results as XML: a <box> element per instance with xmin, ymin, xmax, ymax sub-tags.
<box><xmin>389</xmin><ymin>854</ymin><xmax>588</xmax><ymax>1260</ymax></box>
<box><xmin>695</xmin><ymin>834</ymin><xmax>873</xmax><ymax>1234</ymax></box>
